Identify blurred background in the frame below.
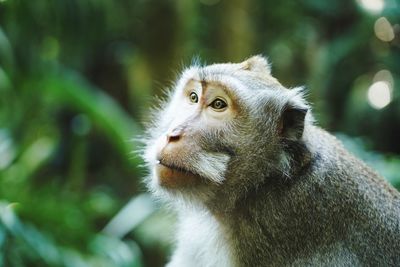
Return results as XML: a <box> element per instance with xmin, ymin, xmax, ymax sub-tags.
<box><xmin>0</xmin><ymin>0</ymin><xmax>399</xmax><ymax>266</ymax></box>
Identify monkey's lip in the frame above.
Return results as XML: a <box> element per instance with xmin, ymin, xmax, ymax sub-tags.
<box><xmin>157</xmin><ymin>160</ymin><xmax>192</xmax><ymax>173</ymax></box>
<box><xmin>155</xmin><ymin>160</ymin><xmax>200</xmax><ymax>188</ymax></box>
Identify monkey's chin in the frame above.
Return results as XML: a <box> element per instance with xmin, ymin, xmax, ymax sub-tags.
<box><xmin>155</xmin><ymin>163</ymin><xmax>200</xmax><ymax>189</ymax></box>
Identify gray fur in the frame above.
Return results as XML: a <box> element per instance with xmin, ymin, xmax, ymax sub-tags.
<box><xmin>143</xmin><ymin>56</ymin><xmax>400</xmax><ymax>267</ymax></box>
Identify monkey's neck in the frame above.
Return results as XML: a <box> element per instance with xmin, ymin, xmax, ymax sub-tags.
<box><xmin>201</xmin><ymin>148</ymin><xmax>328</xmax><ymax>264</ymax></box>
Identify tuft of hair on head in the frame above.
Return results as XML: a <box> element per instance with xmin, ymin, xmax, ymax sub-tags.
<box><xmin>190</xmin><ymin>55</ymin><xmax>203</xmax><ymax>67</ymax></box>
<box><xmin>242</xmin><ymin>55</ymin><xmax>272</xmax><ymax>74</ymax></box>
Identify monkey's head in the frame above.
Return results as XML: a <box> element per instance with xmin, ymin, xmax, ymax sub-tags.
<box><xmin>143</xmin><ymin>56</ymin><xmax>311</xmax><ymax>207</ymax></box>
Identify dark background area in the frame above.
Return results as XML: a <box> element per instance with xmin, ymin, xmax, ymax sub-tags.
<box><xmin>0</xmin><ymin>0</ymin><xmax>399</xmax><ymax>266</ymax></box>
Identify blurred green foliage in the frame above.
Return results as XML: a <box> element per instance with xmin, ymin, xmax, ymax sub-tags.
<box><xmin>0</xmin><ymin>0</ymin><xmax>399</xmax><ymax>266</ymax></box>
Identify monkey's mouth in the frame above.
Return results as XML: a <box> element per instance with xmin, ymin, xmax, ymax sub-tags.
<box><xmin>158</xmin><ymin>160</ymin><xmax>192</xmax><ymax>174</ymax></box>
<box><xmin>155</xmin><ymin>160</ymin><xmax>201</xmax><ymax>188</ymax></box>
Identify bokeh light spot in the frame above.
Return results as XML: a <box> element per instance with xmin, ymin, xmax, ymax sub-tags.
<box><xmin>367</xmin><ymin>81</ymin><xmax>392</xmax><ymax>109</ymax></box>
<box><xmin>356</xmin><ymin>0</ymin><xmax>385</xmax><ymax>14</ymax></box>
<box><xmin>373</xmin><ymin>69</ymin><xmax>394</xmax><ymax>87</ymax></box>
<box><xmin>374</xmin><ymin>17</ymin><xmax>395</xmax><ymax>42</ymax></box>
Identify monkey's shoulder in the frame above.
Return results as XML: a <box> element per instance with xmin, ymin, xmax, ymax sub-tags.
<box><xmin>305</xmin><ymin>125</ymin><xmax>399</xmax><ymax>200</ymax></box>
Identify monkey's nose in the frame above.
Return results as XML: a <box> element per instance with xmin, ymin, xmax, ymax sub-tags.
<box><xmin>166</xmin><ymin>128</ymin><xmax>183</xmax><ymax>143</ymax></box>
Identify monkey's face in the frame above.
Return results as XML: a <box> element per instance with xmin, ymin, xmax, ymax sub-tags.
<box><xmin>144</xmin><ymin>78</ymin><xmax>239</xmax><ymax>195</ymax></box>
<box><xmin>143</xmin><ymin>56</ymin><xmax>308</xmax><ymax>203</ymax></box>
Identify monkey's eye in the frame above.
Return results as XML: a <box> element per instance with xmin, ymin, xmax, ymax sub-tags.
<box><xmin>189</xmin><ymin>92</ymin><xmax>199</xmax><ymax>103</ymax></box>
<box><xmin>210</xmin><ymin>98</ymin><xmax>227</xmax><ymax>111</ymax></box>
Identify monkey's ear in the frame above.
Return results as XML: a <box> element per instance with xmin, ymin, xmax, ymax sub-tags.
<box><xmin>279</xmin><ymin>103</ymin><xmax>308</xmax><ymax>140</ymax></box>
<box><xmin>242</xmin><ymin>55</ymin><xmax>271</xmax><ymax>74</ymax></box>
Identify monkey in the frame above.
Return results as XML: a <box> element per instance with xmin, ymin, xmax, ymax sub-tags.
<box><xmin>142</xmin><ymin>55</ymin><xmax>400</xmax><ymax>267</ymax></box>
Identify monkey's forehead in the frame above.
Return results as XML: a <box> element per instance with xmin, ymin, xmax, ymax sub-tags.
<box><xmin>176</xmin><ymin>64</ymin><xmax>283</xmax><ymax>96</ymax></box>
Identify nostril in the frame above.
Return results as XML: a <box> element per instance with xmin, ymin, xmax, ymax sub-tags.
<box><xmin>166</xmin><ymin>127</ymin><xmax>184</xmax><ymax>143</ymax></box>
<box><xmin>167</xmin><ymin>133</ymin><xmax>181</xmax><ymax>143</ymax></box>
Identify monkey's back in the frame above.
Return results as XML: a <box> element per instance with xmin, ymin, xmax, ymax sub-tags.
<box><xmin>222</xmin><ymin>126</ymin><xmax>400</xmax><ymax>266</ymax></box>
<box><xmin>230</xmin><ymin>126</ymin><xmax>400</xmax><ymax>266</ymax></box>
<box><xmin>305</xmin><ymin>126</ymin><xmax>400</xmax><ymax>265</ymax></box>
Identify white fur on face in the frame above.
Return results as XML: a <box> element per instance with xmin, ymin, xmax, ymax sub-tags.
<box><xmin>191</xmin><ymin>152</ymin><xmax>230</xmax><ymax>184</ymax></box>
<box><xmin>143</xmin><ymin>134</ymin><xmax>165</xmax><ymax>166</ymax></box>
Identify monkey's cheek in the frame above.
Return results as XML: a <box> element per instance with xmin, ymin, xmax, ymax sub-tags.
<box><xmin>155</xmin><ymin>164</ymin><xmax>199</xmax><ymax>189</ymax></box>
